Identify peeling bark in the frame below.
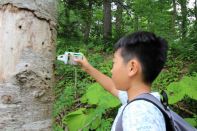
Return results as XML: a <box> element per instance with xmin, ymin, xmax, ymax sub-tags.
<box><xmin>0</xmin><ymin>0</ymin><xmax>57</xmax><ymax>130</ymax></box>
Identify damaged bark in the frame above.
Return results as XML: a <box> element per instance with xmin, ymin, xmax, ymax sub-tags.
<box><xmin>0</xmin><ymin>0</ymin><xmax>57</xmax><ymax>130</ymax></box>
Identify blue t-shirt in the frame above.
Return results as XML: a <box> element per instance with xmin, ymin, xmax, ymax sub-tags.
<box><xmin>111</xmin><ymin>91</ymin><xmax>166</xmax><ymax>131</ymax></box>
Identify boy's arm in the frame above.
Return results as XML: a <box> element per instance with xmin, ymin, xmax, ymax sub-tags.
<box><xmin>74</xmin><ymin>56</ymin><xmax>119</xmax><ymax>97</ymax></box>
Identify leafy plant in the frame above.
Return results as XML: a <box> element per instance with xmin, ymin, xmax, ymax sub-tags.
<box><xmin>54</xmin><ymin>0</ymin><xmax>197</xmax><ymax>129</ymax></box>
<box><xmin>166</xmin><ymin>74</ymin><xmax>197</xmax><ymax>127</ymax></box>
<box><xmin>63</xmin><ymin>83</ymin><xmax>120</xmax><ymax>131</ymax></box>
<box><xmin>166</xmin><ymin>74</ymin><xmax>197</xmax><ymax>104</ymax></box>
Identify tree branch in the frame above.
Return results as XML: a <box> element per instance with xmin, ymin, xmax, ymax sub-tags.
<box><xmin>113</xmin><ymin>0</ymin><xmax>132</xmax><ymax>16</ymax></box>
<box><xmin>174</xmin><ymin>104</ymin><xmax>195</xmax><ymax>116</ymax></box>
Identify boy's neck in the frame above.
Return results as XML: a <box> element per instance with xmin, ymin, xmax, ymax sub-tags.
<box><xmin>127</xmin><ymin>82</ymin><xmax>151</xmax><ymax>101</ymax></box>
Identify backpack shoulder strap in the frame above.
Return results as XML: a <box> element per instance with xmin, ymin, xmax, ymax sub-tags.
<box><xmin>134</xmin><ymin>94</ymin><xmax>197</xmax><ymax>131</ymax></box>
<box><xmin>116</xmin><ymin>93</ymin><xmax>197</xmax><ymax>131</ymax></box>
<box><xmin>115</xmin><ymin>93</ymin><xmax>172</xmax><ymax>131</ymax></box>
<box><xmin>133</xmin><ymin>93</ymin><xmax>170</xmax><ymax>114</ymax></box>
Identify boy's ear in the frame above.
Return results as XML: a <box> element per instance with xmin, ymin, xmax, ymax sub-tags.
<box><xmin>127</xmin><ymin>59</ymin><xmax>139</xmax><ymax>77</ymax></box>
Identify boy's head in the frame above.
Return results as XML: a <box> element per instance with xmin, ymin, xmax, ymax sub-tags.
<box><xmin>111</xmin><ymin>31</ymin><xmax>168</xmax><ymax>90</ymax></box>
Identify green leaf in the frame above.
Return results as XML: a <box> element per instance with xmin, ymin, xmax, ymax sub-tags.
<box><xmin>166</xmin><ymin>75</ymin><xmax>197</xmax><ymax>104</ymax></box>
<box><xmin>64</xmin><ymin>108</ymin><xmax>87</xmax><ymax>131</ymax></box>
<box><xmin>166</xmin><ymin>82</ymin><xmax>185</xmax><ymax>104</ymax></box>
<box><xmin>64</xmin><ymin>108</ymin><xmax>103</xmax><ymax>131</ymax></box>
<box><xmin>66</xmin><ymin>108</ymin><xmax>86</xmax><ymax>117</ymax></box>
<box><xmin>81</xmin><ymin>83</ymin><xmax>120</xmax><ymax>108</ymax></box>
<box><xmin>80</xmin><ymin>94</ymin><xmax>87</xmax><ymax>103</ymax></box>
<box><xmin>184</xmin><ymin>118</ymin><xmax>197</xmax><ymax>127</ymax></box>
<box><xmin>85</xmin><ymin>83</ymin><xmax>104</xmax><ymax>104</ymax></box>
<box><xmin>96</xmin><ymin>118</ymin><xmax>113</xmax><ymax>131</ymax></box>
<box><xmin>182</xmin><ymin>76</ymin><xmax>197</xmax><ymax>100</ymax></box>
<box><xmin>90</xmin><ymin>116</ymin><xmax>101</xmax><ymax>130</ymax></box>
<box><xmin>98</xmin><ymin>93</ymin><xmax>120</xmax><ymax>108</ymax></box>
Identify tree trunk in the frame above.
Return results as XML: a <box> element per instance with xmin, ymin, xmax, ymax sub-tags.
<box><xmin>179</xmin><ymin>0</ymin><xmax>187</xmax><ymax>39</ymax></box>
<box><xmin>195</xmin><ymin>0</ymin><xmax>197</xmax><ymax>22</ymax></box>
<box><xmin>0</xmin><ymin>0</ymin><xmax>57</xmax><ymax>130</ymax></box>
<box><xmin>172</xmin><ymin>0</ymin><xmax>177</xmax><ymax>35</ymax></box>
<box><xmin>83</xmin><ymin>0</ymin><xmax>93</xmax><ymax>42</ymax></box>
<box><xmin>115</xmin><ymin>0</ymin><xmax>123</xmax><ymax>39</ymax></box>
<box><xmin>103</xmin><ymin>0</ymin><xmax>112</xmax><ymax>43</ymax></box>
<box><xmin>134</xmin><ymin>14</ymin><xmax>139</xmax><ymax>31</ymax></box>
<box><xmin>63</xmin><ymin>0</ymin><xmax>70</xmax><ymax>38</ymax></box>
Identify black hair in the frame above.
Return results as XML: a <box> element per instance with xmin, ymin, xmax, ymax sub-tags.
<box><xmin>114</xmin><ymin>31</ymin><xmax>168</xmax><ymax>84</ymax></box>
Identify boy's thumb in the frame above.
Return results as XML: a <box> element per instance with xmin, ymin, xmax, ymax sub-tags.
<box><xmin>74</xmin><ymin>58</ymin><xmax>82</xmax><ymax>63</ymax></box>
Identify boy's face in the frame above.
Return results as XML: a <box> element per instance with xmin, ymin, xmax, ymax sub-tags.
<box><xmin>111</xmin><ymin>49</ymin><xmax>130</xmax><ymax>91</ymax></box>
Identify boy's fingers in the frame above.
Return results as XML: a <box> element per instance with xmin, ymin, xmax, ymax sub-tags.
<box><xmin>73</xmin><ymin>58</ymin><xmax>82</xmax><ymax>64</ymax></box>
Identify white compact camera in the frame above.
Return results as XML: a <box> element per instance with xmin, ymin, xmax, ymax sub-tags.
<box><xmin>57</xmin><ymin>52</ymin><xmax>83</xmax><ymax>65</ymax></box>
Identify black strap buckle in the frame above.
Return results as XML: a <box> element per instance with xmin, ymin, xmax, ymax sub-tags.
<box><xmin>161</xmin><ymin>90</ymin><xmax>169</xmax><ymax>110</ymax></box>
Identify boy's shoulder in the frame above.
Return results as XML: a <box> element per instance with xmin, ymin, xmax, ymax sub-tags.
<box><xmin>122</xmin><ymin>92</ymin><xmax>163</xmax><ymax>117</ymax></box>
<box><xmin>124</xmin><ymin>99</ymin><xmax>163</xmax><ymax>116</ymax></box>
<box><xmin>122</xmin><ymin>99</ymin><xmax>166</xmax><ymax>130</ymax></box>
<box><xmin>117</xmin><ymin>91</ymin><xmax>166</xmax><ymax>130</ymax></box>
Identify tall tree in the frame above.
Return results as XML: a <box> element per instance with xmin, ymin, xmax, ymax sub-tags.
<box><xmin>103</xmin><ymin>0</ymin><xmax>112</xmax><ymax>43</ymax></box>
<box><xmin>178</xmin><ymin>0</ymin><xmax>188</xmax><ymax>39</ymax></box>
<box><xmin>195</xmin><ymin>0</ymin><xmax>197</xmax><ymax>21</ymax></box>
<box><xmin>63</xmin><ymin>0</ymin><xmax>71</xmax><ymax>38</ymax></box>
<box><xmin>172</xmin><ymin>0</ymin><xmax>177</xmax><ymax>34</ymax></box>
<box><xmin>83</xmin><ymin>0</ymin><xmax>93</xmax><ymax>42</ymax></box>
<box><xmin>115</xmin><ymin>0</ymin><xmax>124</xmax><ymax>38</ymax></box>
<box><xmin>0</xmin><ymin>0</ymin><xmax>57</xmax><ymax>130</ymax></box>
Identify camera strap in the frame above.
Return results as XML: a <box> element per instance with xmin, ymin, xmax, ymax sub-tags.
<box><xmin>74</xmin><ymin>67</ymin><xmax>77</xmax><ymax>98</ymax></box>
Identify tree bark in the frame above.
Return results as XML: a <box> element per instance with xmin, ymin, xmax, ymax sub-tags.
<box><xmin>63</xmin><ymin>0</ymin><xmax>71</xmax><ymax>38</ymax></box>
<box><xmin>83</xmin><ymin>0</ymin><xmax>93</xmax><ymax>42</ymax></box>
<box><xmin>178</xmin><ymin>0</ymin><xmax>187</xmax><ymax>39</ymax></box>
<box><xmin>172</xmin><ymin>0</ymin><xmax>177</xmax><ymax>35</ymax></box>
<box><xmin>115</xmin><ymin>0</ymin><xmax>123</xmax><ymax>39</ymax></box>
<box><xmin>195</xmin><ymin>0</ymin><xmax>197</xmax><ymax>22</ymax></box>
<box><xmin>0</xmin><ymin>0</ymin><xmax>57</xmax><ymax>130</ymax></box>
<box><xmin>103</xmin><ymin>0</ymin><xmax>112</xmax><ymax>43</ymax></box>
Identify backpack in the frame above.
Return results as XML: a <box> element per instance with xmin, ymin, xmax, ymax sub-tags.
<box><xmin>115</xmin><ymin>91</ymin><xmax>197</xmax><ymax>131</ymax></box>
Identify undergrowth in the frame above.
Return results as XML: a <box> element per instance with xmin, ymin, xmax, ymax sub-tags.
<box><xmin>52</xmin><ymin>38</ymin><xmax>197</xmax><ymax>130</ymax></box>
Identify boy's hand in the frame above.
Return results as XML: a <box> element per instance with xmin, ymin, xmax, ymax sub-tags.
<box><xmin>73</xmin><ymin>55</ymin><xmax>91</xmax><ymax>71</ymax></box>
<box><xmin>74</xmin><ymin>54</ymin><xmax>118</xmax><ymax>97</ymax></box>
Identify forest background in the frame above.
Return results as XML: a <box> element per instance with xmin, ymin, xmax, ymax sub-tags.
<box><xmin>53</xmin><ymin>0</ymin><xmax>197</xmax><ymax>130</ymax></box>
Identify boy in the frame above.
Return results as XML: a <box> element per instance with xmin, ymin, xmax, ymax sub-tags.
<box><xmin>74</xmin><ymin>31</ymin><xmax>168</xmax><ymax>131</ymax></box>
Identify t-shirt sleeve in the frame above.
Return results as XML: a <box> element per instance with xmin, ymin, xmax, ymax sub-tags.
<box><xmin>122</xmin><ymin>100</ymin><xmax>166</xmax><ymax>131</ymax></box>
<box><xmin>117</xmin><ymin>90</ymin><xmax>128</xmax><ymax>105</ymax></box>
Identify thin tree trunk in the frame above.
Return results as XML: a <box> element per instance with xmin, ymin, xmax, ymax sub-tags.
<box><xmin>134</xmin><ymin>14</ymin><xmax>139</xmax><ymax>31</ymax></box>
<box><xmin>0</xmin><ymin>0</ymin><xmax>57</xmax><ymax>130</ymax></box>
<box><xmin>63</xmin><ymin>0</ymin><xmax>70</xmax><ymax>38</ymax></box>
<box><xmin>195</xmin><ymin>0</ymin><xmax>197</xmax><ymax>22</ymax></box>
<box><xmin>147</xmin><ymin>14</ymin><xmax>154</xmax><ymax>32</ymax></box>
<box><xmin>84</xmin><ymin>0</ymin><xmax>93</xmax><ymax>42</ymax></box>
<box><xmin>103</xmin><ymin>0</ymin><xmax>112</xmax><ymax>43</ymax></box>
<box><xmin>179</xmin><ymin>0</ymin><xmax>187</xmax><ymax>39</ymax></box>
<box><xmin>115</xmin><ymin>0</ymin><xmax>123</xmax><ymax>39</ymax></box>
<box><xmin>172</xmin><ymin>0</ymin><xmax>177</xmax><ymax>35</ymax></box>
